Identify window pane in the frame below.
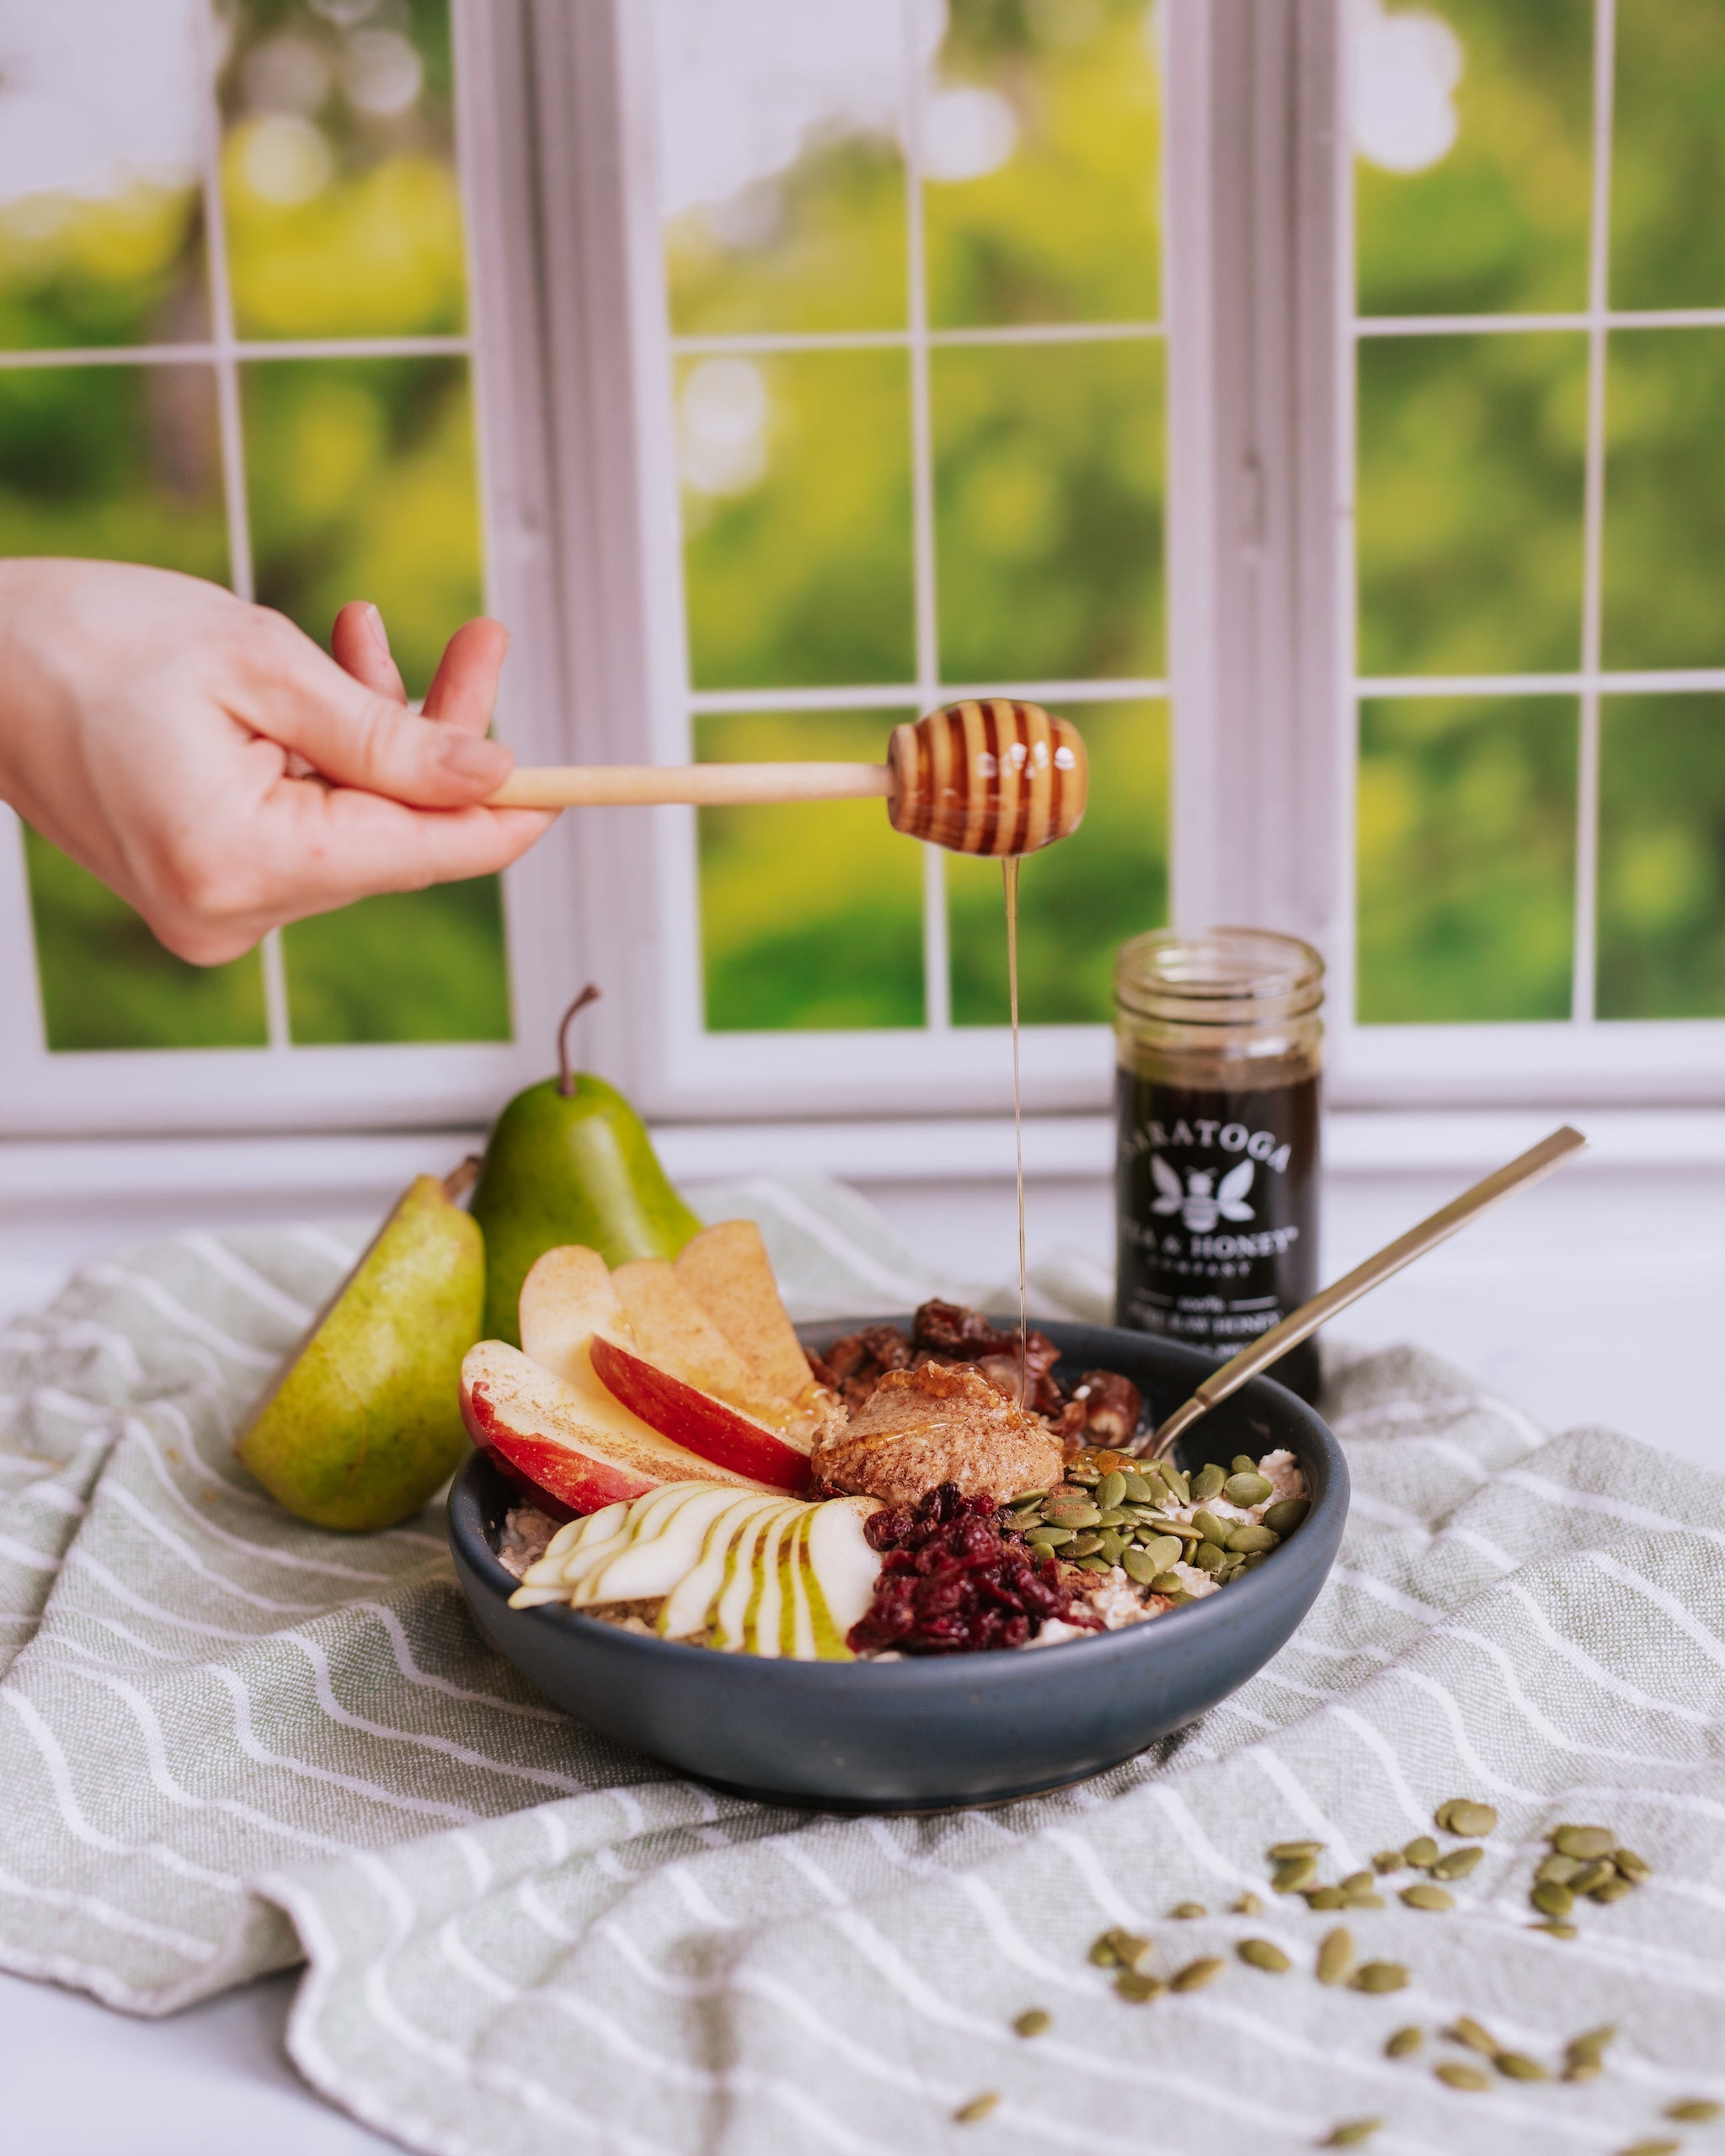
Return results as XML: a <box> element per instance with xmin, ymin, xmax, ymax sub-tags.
<box><xmin>656</xmin><ymin>0</ymin><xmax>906</xmax><ymax>336</ymax></box>
<box><xmin>1354</xmin><ymin>0</ymin><xmax>1592</xmax><ymax>318</ymax></box>
<box><xmin>1357</xmin><ymin>696</ymin><xmax>1576</xmax><ymax>1023</ymax></box>
<box><xmin>695</xmin><ymin>709</ymin><xmax>924</xmax><ymax>1031</ymax></box>
<box><xmin>1357</xmin><ymin>332</ymin><xmax>1586</xmax><ymax>677</ymax></box>
<box><xmin>925</xmin><ymin>0</ymin><xmax>1160</xmax><ymax>330</ymax></box>
<box><xmin>932</xmin><ymin>339</ymin><xmax>1162</xmax><ymax>683</ymax></box>
<box><xmin>0</xmin><ymin>3</ymin><xmax>207</xmax><ymax>348</ymax></box>
<box><xmin>1601</xmin><ymin>329</ymin><xmax>1725</xmax><ymax>673</ymax></box>
<box><xmin>220</xmin><ymin>0</ymin><xmax>466</xmax><ymax>339</ymax></box>
<box><xmin>0</xmin><ymin>364</ymin><xmax>227</xmax><ymax>578</ymax></box>
<box><xmin>1610</xmin><ymin>0</ymin><xmax>1725</xmax><ymax>310</ymax></box>
<box><xmin>23</xmin><ymin>827</ymin><xmax>268</xmax><ymax>1052</ymax></box>
<box><xmin>681</xmin><ymin>349</ymin><xmax>913</xmax><ymax>691</ymax></box>
<box><xmin>1597</xmin><ymin>696</ymin><xmax>1725</xmax><ymax>1021</ymax></box>
<box><xmin>949</xmin><ymin>699</ymin><xmax>1167</xmax><ymax>1025</ymax></box>
<box><xmin>243</xmin><ymin>355</ymin><xmax>479</xmax><ymax>696</ymax></box>
<box><xmin>280</xmin><ymin>879</ymin><xmax>510</xmax><ymax>1045</ymax></box>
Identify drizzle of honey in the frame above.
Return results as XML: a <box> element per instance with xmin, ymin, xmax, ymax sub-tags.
<box><xmin>1004</xmin><ymin>856</ymin><xmax>1028</xmax><ymax>1406</ymax></box>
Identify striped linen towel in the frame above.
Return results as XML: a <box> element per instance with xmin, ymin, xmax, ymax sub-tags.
<box><xmin>2</xmin><ymin>1176</ymin><xmax>1722</xmax><ymax>2155</ymax></box>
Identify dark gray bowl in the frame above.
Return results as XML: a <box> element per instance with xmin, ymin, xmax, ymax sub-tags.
<box><xmin>447</xmin><ymin>1319</ymin><xmax>1346</xmax><ymax>1812</ymax></box>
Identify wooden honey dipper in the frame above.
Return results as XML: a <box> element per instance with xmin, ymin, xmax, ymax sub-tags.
<box><xmin>486</xmin><ymin>698</ymin><xmax>1087</xmax><ymax>856</ymax></box>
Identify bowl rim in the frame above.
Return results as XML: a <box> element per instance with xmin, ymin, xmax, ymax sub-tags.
<box><xmin>447</xmin><ymin>1315</ymin><xmax>1347</xmax><ymax>1684</ymax></box>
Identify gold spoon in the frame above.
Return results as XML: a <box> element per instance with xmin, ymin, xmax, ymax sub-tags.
<box><xmin>1137</xmin><ymin>1123</ymin><xmax>1589</xmax><ymax>1460</ymax></box>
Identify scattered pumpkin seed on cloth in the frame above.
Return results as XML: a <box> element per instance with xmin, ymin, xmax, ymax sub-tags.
<box><xmin>0</xmin><ymin>1191</ymin><xmax>1722</xmax><ymax>2156</ymax></box>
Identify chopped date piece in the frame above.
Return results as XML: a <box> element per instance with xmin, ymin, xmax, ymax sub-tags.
<box><xmin>1078</xmin><ymin>1369</ymin><xmax>1143</xmax><ymax>1448</ymax></box>
<box><xmin>912</xmin><ymin>1299</ymin><xmax>1017</xmax><ymax>1356</ymax></box>
<box><xmin>850</xmin><ymin>1482</ymin><xmax>1102</xmax><ymax>1656</ymax></box>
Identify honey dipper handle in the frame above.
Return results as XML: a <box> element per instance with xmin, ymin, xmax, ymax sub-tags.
<box><xmin>486</xmin><ymin>762</ymin><xmax>893</xmax><ymax>810</ymax></box>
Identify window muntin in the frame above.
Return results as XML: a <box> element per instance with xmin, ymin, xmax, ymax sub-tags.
<box><xmin>0</xmin><ymin>0</ymin><xmax>508</xmax><ymax>1054</ymax></box>
<box><xmin>653</xmin><ymin>0</ymin><xmax>1170</xmax><ymax>1043</ymax></box>
<box><xmin>1352</xmin><ymin>0</ymin><xmax>1725</xmax><ymax>1036</ymax></box>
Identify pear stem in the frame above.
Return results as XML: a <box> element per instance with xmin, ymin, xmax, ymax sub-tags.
<box><xmin>557</xmin><ymin>984</ymin><xmax>601</xmax><ymax>1097</ymax></box>
<box><xmin>442</xmin><ymin>1155</ymin><xmax>483</xmax><ymax>1203</ymax></box>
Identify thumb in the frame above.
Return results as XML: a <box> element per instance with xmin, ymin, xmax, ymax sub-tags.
<box><xmin>247</xmin><ymin>615</ymin><xmax>515</xmax><ymax>806</ymax></box>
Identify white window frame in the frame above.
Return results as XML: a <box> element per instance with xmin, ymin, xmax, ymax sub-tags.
<box><xmin>3</xmin><ymin>0</ymin><xmax>1720</xmax><ymax>1145</ymax></box>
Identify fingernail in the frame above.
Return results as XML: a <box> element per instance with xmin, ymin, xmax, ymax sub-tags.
<box><xmin>437</xmin><ymin>731</ymin><xmax>512</xmax><ymax>786</ymax></box>
<box><xmin>363</xmin><ymin>603</ymin><xmax>391</xmax><ymax>656</ymax></box>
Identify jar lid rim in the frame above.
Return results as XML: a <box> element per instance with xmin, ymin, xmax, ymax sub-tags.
<box><xmin>1115</xmin><ymin>926</ymin><xmax>1325</xmax><ymax>1004</ymax></box>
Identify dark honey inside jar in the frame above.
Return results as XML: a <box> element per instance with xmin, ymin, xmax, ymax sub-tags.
<box><xmin>1114</xmin><ymin>928</ymin><xmax>1324</xmax><ymax>1402</ymax></box>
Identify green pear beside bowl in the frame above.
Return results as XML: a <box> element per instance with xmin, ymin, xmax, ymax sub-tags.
<box><xmin>447</xmin><ymin>1318</ymin><xmax>1348</xmax><ymax>1812</ymax></box>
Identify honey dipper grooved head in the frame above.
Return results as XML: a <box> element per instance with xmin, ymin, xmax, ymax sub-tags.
<box><xmin>886</xmin><ymin>700</ymin><xmax>1087</xmax><ymax>856</ymax></box>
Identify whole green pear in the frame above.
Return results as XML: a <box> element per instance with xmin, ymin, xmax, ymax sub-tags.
<box><xmin>237</xmin><ymin>1172</ymin><xmax>483</xmax><ymax>1530</ymax></box>
<box><xmin>468</xmin><ymin>986</ymin><xmax>702</xmax><ymax>1346</ymax></box>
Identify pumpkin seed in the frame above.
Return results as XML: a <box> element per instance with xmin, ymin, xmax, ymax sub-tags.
<box><xmin>1077</xmin><ymin>1555</ymin><xmax>1110</xmax><ymax>1573</ymax></box>
<box><xmin>1401</xmin><ymin>1882</ymin><xmax>1453</xmax><ymax>1913</ymax></box>
<box><xmin>1242</xmin><ymin>1550</ymin><xmax>1269</xmax><ymax>1571</ymax></box>
<box><xmin>1114</xmin><ymin>1967</ymin><xmax>1166</xmax><ymax>2002</ymax></box>
<box><xmin>1268</xmin><ymin>1840</ymin><xmax>1326</xmax><ymax>1860</ymax></box>
<box><xmin>1340</xmin><ymin>1871</ymin><xmax>1375</xmax><ymax>1894</ymax></box>
<box><xmin>1225</xmin><ymin>1471</ymin><xmax>1274</xmax><ymax>1507</ymax></box>
<box><xmin>1402</xmin><ymin>1836</ymin><xmax>1439</xmax><ymax>1869</ymax></box>
<box><xmin>1226</xmin><ymin>1523</ymin><xmax>1279</xmax><ymax>1555</ymax></box>
<box><xmin>1351</xmin><ymin>1962</ymin><xmax>1409</xmax><ymax>1993</ymax></box>
<box><xmin>1563</xmin><ymin>2058</ymin><xmax>1602</xmax><ymax>2080</ymax></box>
<box><xmin>1496</xmin><ymin>2053</ymin><xmax>1548</xmax><ymax>2082</ymax></box>
<box><xmin>1316</xmin><ymin>1928</ymin><xmax>1355</xmax><ymax>1985</ymax></box>
<box><xmin>1119</xmin><ymin>1471</ymin><xmax>1156</xmax><ymax>1502</ymax></box>
<box><xmin>1437</xmin><ymin>1799</ymin><xmax>1498</xmax><ymax>1837</ymax></box>
<box><xmin>1151</xmin><ymin>1572</ymin><xmax>1186</xmax><ymax>1594</ymax></box>
<box><xmin>1261</xmin><ymin>1497</ymin><xmax>1310</xmax><ymax>1535</ymax></box>
<box><xmin>1095</xmin><ymin>1470</ymin><xmax>1127</xmax><ymax>1511</ymax></box>
<box><xmin>1372</xmin><ymin>1850</ymin><xmax>1404</xmax><ymax>1875</ymax></box>
<box><xmin>954</xmin><ymin>2092</ymin><xmax>999</xmax><ymax>2124</ymax></box>
<box><xmin>1139</xmin><ymin>1534</ymin><xmax>1184</xmax><ymax>1573</ymax></box>
<box><xmin>1665</xmin><ymin>2101</ymin><xmax>1722</xmax><ymax>2124</ymax></box>
<box><xmin>1012</xmin><ymin>2008</ymin><xmax>1050</xmax><ymax>2038</ymax></box>
<box><xmin>1192</xmin><ymin>1540</ymin><xmax>1226</xmax><ymax>1572</ymax></box>
<box><xmin>1232</xmin><ymin>1892</ymin><xmax>1263</xmax><ymax>1915</ymax></box>
<box><xmin>1450</xmin><ymin>2016</ymin><xmax>1498</xmax><ymax>2056</ymax></box>
<box><xmin>1121</xmin><ymin>1547</ymin><xmax>1161</xmax><ymax>1587</ymax></box>
<box><xmin>1231</xmin><ymin>1454</ymin><xmax>1258</xmax><ymax>1475</ymax></box>
<box><xmin>1551</xmin><ymin>1823</ymin><xmax>1615</xmax><ymax>1860</ymax></box>
<box><xmin>1067</xmin><ymin>1532</ymin><xmax>1104</xmax><ymax>1558</ymax></box>
<box><xmin>1162</xmin><ymin>1465</ymin><xmax>1191</xmax><ymax>1502</ymax></box>
<box><xmin>1385</xmin><ymin>2026</ymin><xmax>1423</xmax><ymax>2058</ymax></box>
<box><xmin>1170</xmin><ymin>1902</ymin><xmax>1207</xmax><ymax>1919</ymax></box>
<box><xmin>1590</xmin><ymin>1874</ymin><xmax>1634</xmax><ymax>1904</ymax></box>
<box><xmin>1566</xmin><ymin>1857</ymin><xmax>1614</xmax><ymax>1895</ymax></box>
<box><xmin>1620</xmin><ymin>2143</ymin><xmax>1680</xmax><ymax>2156</ymax></box>
<box><xmin>1343</xmin><ymin>1892</ymin><xmax>1387</xmax><ymax>1910</ymax></box>
<box><xmin>1536</xmin><ymin>1853</ymin><xmax>1583</xmax><ymax>1886</ymax></box>
<box><xmin>1097</xmin><ymin>1529</ymin><xmax>1128</xmax><ymax>1565</ymax></box>
<box><xmin>1434</xmin><ymin>2063</ymin><xmax>1491</xmax><ymax>2093</ymax></box>
<box><xmin>1531</xmin><ymin>1920</ymin><xmax>1578</xmax><ymax>1940</ymax></box>
<box><xmin>1530</xmin><ymin>1880</ymin><xmax>1574</xmax><ymax>1919</ymax></box>
<box><xmin>1170</xmin><ymin>1956</ymin><xmax>1224</xmax><ymax>1992</ymax></box>
<box><xmin>1614</xmin><ymin>1848</ymin><xmax>1652</xmax><ymax>1883</ymax></box>
<box><xmin>1193</xmin><ymin>1509</ymin><xmax>1231</xmax><ymax>1546</ymax></box>
<box><xmin>1095</xmin><ymin>1508</ymin><xmax>1130</xmax><ymax>1529</ymax></box>
<box><xmin>1306</xmin><ymin>1886</ymin><xmax>1347</xmax><ymax>1911</ymax></box>
<box><xmin>1030</xmin><ymin>1526</ymin><xmax>1075</xmax><ymax>1549</ymax></box>
<box><xmin>1089</xmin><ymin>1932</ymin><xmax>1121</xmax><ymax>1967</ymax></box>
<box><xmin>1237</xmin><ymin>1937</ymin><xmax>1291</xmax><ymax>1973</ymax></box>
<box><xmin>1190</xmin><ymin>1464</ymin><xmax>1226</xmax><ymax>1501</ymax></box>
<box><xmin>1431</xmin><ymin>1845</ymin><xmax>1483</xmax><ymax>1881</ymax></box>
<box><xmin>1323</xmin><ymin>2121</ymin><xmax>1384</xmax><ymax>2148</ymax></box>
<box><xmin>1048</xmin><ymin>1504</ymin><xmax>1103</xmax><ymax>1532</ymax></box>
<box><xmin>1564</xmin><ymin>2025</ymin><xmax>1616</xmax><ymax>2068</ymax></box>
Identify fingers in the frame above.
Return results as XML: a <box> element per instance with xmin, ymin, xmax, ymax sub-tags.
<box><xmin>331</xmin><ymin>601</ymin><xmax>408</xmax><ymax>702</ymax></box>
<box><xmin>423</xmin><ymin>616</ymin><xmax>509</xmax><ymax>733</ymax></box>
<box><xmin>243</xmin><ymin>609</ymin><xmax>515</xmax><ymax>807</ymax></box>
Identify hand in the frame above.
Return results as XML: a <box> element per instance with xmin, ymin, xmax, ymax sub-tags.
<box><xmin>0</xmin><ymin>558</ymin><xmax>553</xmax><ymax>964</ymax></box>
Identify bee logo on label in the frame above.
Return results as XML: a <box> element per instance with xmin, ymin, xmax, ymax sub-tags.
<box><xmin>1150</xmin><ymin>1156</ymin><xmax>1256</xmax><ymax>1234</ymax></box>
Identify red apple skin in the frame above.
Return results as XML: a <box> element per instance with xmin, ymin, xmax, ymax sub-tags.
<box><xmin>590</xmin><ymin>1336</ymin><xmax>813</xmax><ymax>1494</ymax></box>
<box><xmin>462</xmin><ymin>1379</ymin><xmax>657</xmax><ymax>1513</ymax></box>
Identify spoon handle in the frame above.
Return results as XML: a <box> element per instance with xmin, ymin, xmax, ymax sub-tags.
<box><xmin>1140</xmin><ymin>1123</ymin><xmax>1589</xmax><ymax>1460</ymax></box>
<box><xmin>487</xmin><ymin>762</ymin><xmax>891</xmax><ymax>809</ymax></box>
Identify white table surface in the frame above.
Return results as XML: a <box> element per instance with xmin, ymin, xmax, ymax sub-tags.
<box><xmin>3</xmin><ymin>1152</ymin><xmax>1720</xmax><ymax>2152</ymax></box>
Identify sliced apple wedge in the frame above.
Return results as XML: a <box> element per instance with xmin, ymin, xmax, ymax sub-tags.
<box><xmin>673</xmin><ymin>1220</ymin><xmax>815</xmax><ymax>1411</ymax></box>
<box><xmin>590</xmin><ymin>1334</ymin><xmax>814</xmax><ymax>1493</ymax></box>
<box><xmin>462</xmin><ymin>1340</ymin><xmax>766</xmax><ymax>1515</ymax></box>
<box><xmin>518</xmin><ymin>1246</ymin><xmax>630</xmax><ymax>1382</ymax></box>
<box><xmin>656</xmin><ymin>1493</ymin><xmax>793</xmax><ymax>1641</ymax></box>
<box><xmin>610</xmin><ymin>1259</ymin><xmax>788</xmax><ymax>1425</ymax></box>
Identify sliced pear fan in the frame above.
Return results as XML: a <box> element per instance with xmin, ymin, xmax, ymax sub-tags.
<box><xmin>742</xmin><ymin>1506</ymin><xmax>798</xmax><ymax>1658</ymax></box>
<box><xmin>710</xmin><ymin>1502</ymin><xmax>786</xmax><ymax>1651</ymax></box>
<box><xmin>571</xmin><ymin>1486</ymin><xmax>747</xmax><ymax>1607</ymax></box>
<box><xmin>656</xmin><ymin>1494</ymin><xmax>791</xmax><ymax>1640</ymax></box>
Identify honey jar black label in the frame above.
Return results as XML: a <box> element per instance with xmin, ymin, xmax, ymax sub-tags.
<box><xmin>1114</xmin><ymin>1069</ymin><xmax>1321</xmax><ymax>1401</ymax></box>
